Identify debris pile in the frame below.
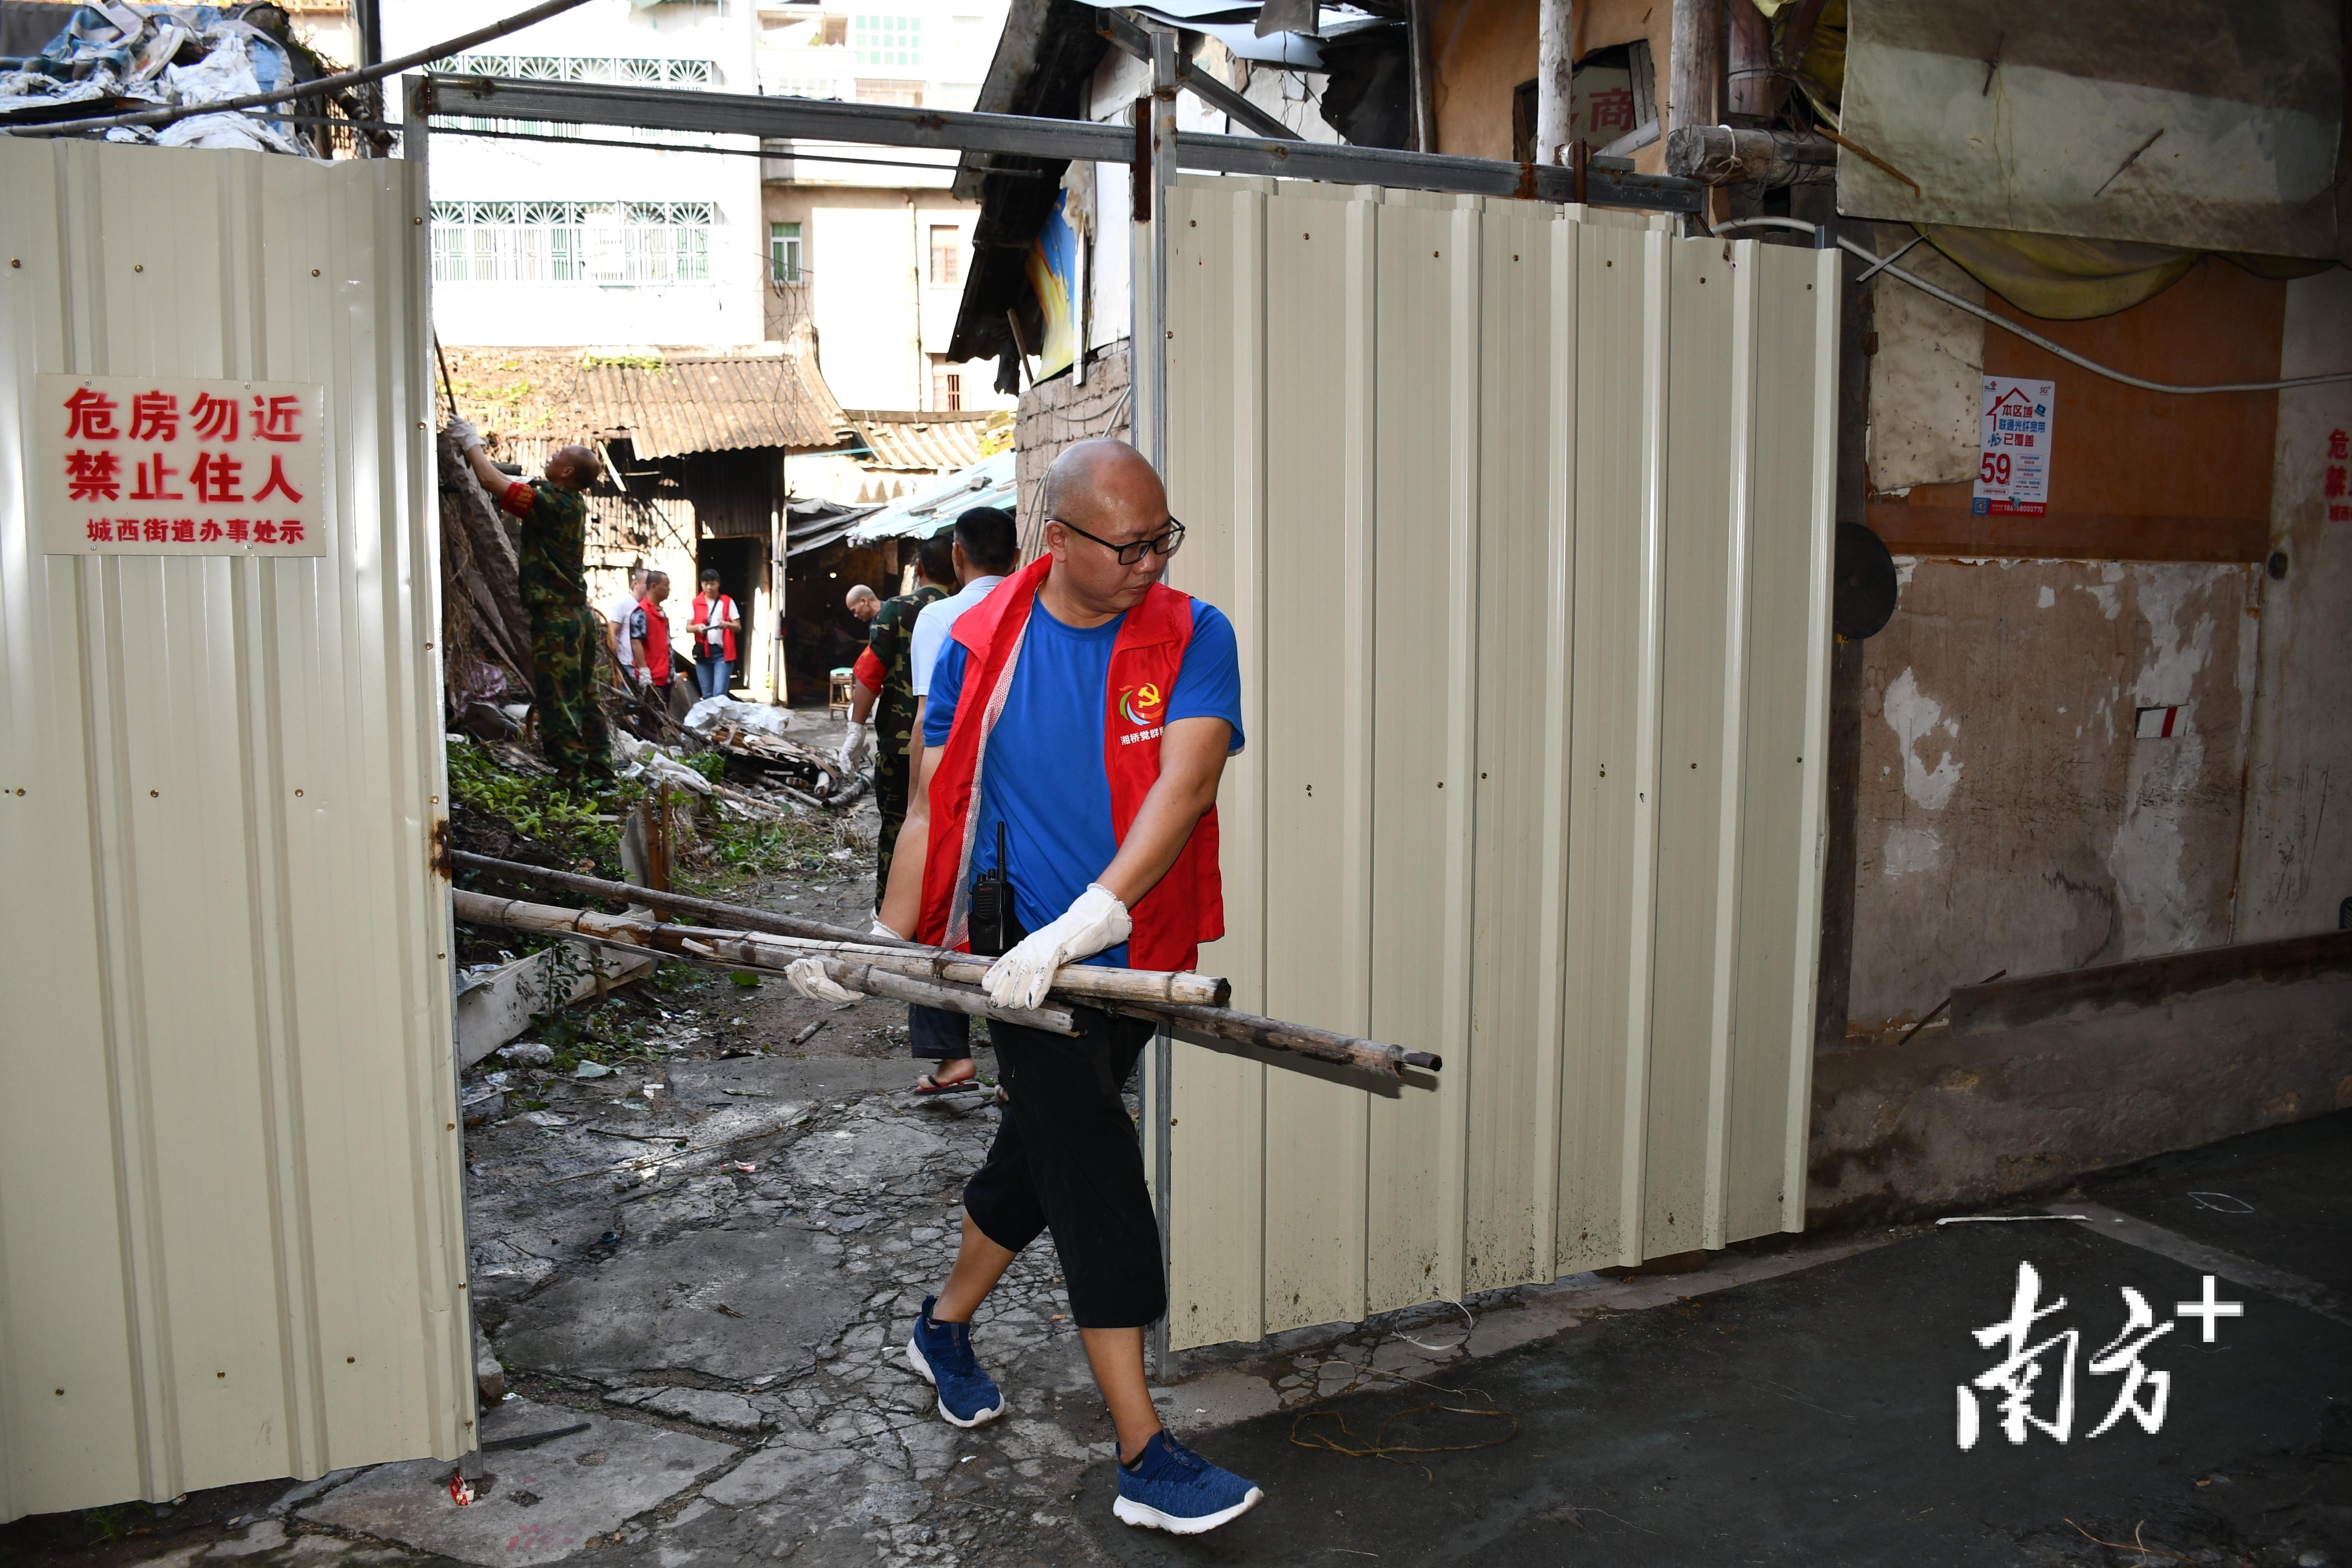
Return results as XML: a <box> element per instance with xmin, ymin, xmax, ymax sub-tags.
<box><xmin>0</xmin><ymin>3</ymin><xmax>345</xmax><ymax>154</ymax></box>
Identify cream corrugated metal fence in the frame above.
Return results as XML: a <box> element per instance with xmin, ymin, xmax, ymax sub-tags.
<box><xmin>1149</xmin><ymin>178</ymin><xmax>1837</xmax><ymax>1351</ymax></box>
<box><xmin>0</xmin><ymin>140</ymin><xmax>468</xmax><ymax>1519</ymax></box>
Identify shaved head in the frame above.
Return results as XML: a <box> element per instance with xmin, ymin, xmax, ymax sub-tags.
<box><xmin>1040</xmin><ymin>438</ymin><xmax>1163</xmax><ymax>528</ymax></box>
<box><xmin>546</xmin><ymin>443</ymin><xmax>600</xmax><ymax>491</ymax></box>
<box><xmin>1038</xmin><ymin>439</ymin><xmax>1174</xmax><ymax>623</ymax></box>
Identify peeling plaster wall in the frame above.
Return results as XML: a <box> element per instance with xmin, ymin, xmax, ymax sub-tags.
<box><xmin>1848</xmin><ymin>557</ymin><xmax>2256</xmax><ymax>1031</ymax></box>
<box><xmin>2238</xmin><ymin>269</ymin><xmax>2352</xmax><ymax>942</ymax></box>
<box><xmin>1864</xmin><ymin>223</ymin><xmax>1987</xmax><ymax>493</ymax></box>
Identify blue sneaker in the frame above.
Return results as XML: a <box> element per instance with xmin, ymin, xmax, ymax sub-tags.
<box><xmin>904</xmin><ymin>1296</ymin><xmax>1005</xmax><ymax>1429</ymax></box>
<box><xmin>1112</xmin><ymin>1431</ymin><xmax>1264</xmax><ymax>1535</ymax></box>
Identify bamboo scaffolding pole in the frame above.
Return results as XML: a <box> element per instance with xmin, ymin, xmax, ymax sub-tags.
<box><xmin>450</xmin><ymin>855</ymin><xmax>1440</xmax><ymax>1078</ymax></box>
<box><xmin>451</xmin><ymin>851</ymin><xmax>1231</xmax><ymax>1004</ymax></box>
<box><xmin>452</xmin><ymin>888</ymin><xmax>1223</xmax><ymax>1010</ymax></box>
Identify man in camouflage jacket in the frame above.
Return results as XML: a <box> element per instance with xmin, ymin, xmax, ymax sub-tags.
<box><xmin>451</xmin><ymin>421</ymin><xmax>613</xmax><ymax>784</ymax></box>
<box><xmin>844</xmin><ymin>532</ymin><xmax>957</xmax><ymax>894</ymax></box>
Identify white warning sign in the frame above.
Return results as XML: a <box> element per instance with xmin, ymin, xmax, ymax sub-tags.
<box><xmin>1973</xmin><ymin>376</ymin><xmax>2054</xmax><ymax>517</ymax></box>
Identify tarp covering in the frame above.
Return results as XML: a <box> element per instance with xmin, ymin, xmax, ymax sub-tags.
<box><xmin>1918</xmin><ymin>224</ymin><xmax>2338</xmax><ymax>321</ymax></box>
<box><xmin>1838</xmin><ymin>0</ymin><xmax>2347</xmax><ymax>261</ymax></box>
<box><xmin>844</xmin><ymin>451</ymin><xmax>1016</xmax><ymax>544</ymax></box>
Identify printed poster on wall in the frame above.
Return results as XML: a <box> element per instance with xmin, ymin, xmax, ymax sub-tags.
<box><xmin>36</xmin><ymin>373</ymin><xmax>327</xmax><ymax>556</ymax></box>
<box><xmin>1972</xmin><ymin>376</ymin><xmax>2055</xmax><ymax>516</ymax></box>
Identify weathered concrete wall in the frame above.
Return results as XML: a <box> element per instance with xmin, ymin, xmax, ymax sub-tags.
<box><xmin>1863</xmin><ymin>222</ymin><xmax>1986</xmax><ymax>493</ymax></box>
<box><xmin>1013</xmin><ymin>340</ymin><xmax>1132</xmax><ymax>551</ymax></box>
<box><xmin>1808</xmin><ymin>975</ymin><xmax>2352</xmax><ymax>1225</ymax></box>
<box><xmin>1848</xmin><ymin>558</ymin><xmax>2257</xmax><ymax>1031</ymax></box>
<box><xmin>2238</xmin><ymin>269</ymin><xmax>2352</xmax><ymax>942</ymax></box>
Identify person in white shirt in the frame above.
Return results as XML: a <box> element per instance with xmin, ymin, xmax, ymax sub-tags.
<box><xmin>603</xmin><ymin>565</ymin><xmax>646</xmax><ymax>682</ymax></box>
<box><xmin>887</xmin><ymin>505</ymin><xmax>1017</xmax><ymax>1093</ymax></box>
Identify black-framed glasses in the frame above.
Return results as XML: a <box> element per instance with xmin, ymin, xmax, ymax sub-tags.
<box><xmin>1051</xmin><ymin>516</ymin><xmax>1186</xmax><ymax>566</ymax></box>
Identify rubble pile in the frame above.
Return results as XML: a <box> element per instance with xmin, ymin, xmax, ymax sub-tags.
<box><xmin>0</xmin><ymin>3</ymin><xmax>344</xmax><ymax>155</ymax></box>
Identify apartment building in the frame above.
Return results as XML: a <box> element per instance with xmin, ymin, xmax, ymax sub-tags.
<box><xmin>756</xmin><ymin>0</ymin><xmax>1013</xmax><ymax>412</ymax></box>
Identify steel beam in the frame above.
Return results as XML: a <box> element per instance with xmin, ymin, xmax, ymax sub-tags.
<box><xmin>419</xmin><ymin>74</ymin><xmax>1702</xmax><ymax>214</ymax></box>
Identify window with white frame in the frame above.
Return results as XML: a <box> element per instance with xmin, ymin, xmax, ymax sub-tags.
<box><xmin>770</xmin><ymin>221</ymin><xmax>803</xmax><ymax>283</ymax></box>
<box><xmin>431</xmin><ymin>201</ymin><xmax>716</xmax><ymax>286</ymax></box>
<box><xmin>432</xmin><ymin>54</ymin><xmax>718</xmax><ymax>138</ymax></box>
<box><xmin>851</xmin><ymin>14</ymin><xmax>922</xmax><ymax>67</ymax></box>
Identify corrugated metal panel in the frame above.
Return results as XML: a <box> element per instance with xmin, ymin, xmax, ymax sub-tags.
<box><xmin>1157</xmin><ymin>177</ymin><xmax>1837</xmax><ymax>1351</ymax></box>
<box><xmin>0</xmin><ymin>139</ymin><xmax>470</xmax><ymax>1519</ymax></box>
<box><xmin>584</xmin><ymin>352</ymin><xmax>847</xmax><ymax>459</ymax></box>
<box><xmin>842</xmin><ymin>409</ymin><xmax>994</xmax><ymax>473</ymax></box>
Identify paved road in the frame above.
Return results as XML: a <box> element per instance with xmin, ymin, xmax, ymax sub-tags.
<box><xmin>1076</xmin><ymin>1112</ymin><xmax>2352</xmax><ymax>1567</ymax></box>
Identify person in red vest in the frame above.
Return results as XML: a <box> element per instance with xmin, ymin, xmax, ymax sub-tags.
<box><xmin>860</xmin><ymin>439</ymin><xmax>1258</xmax><ymax>1535</ymax></box>
<box><xmin>687</xmin><ymin>566</ymin><xmax>740</xmax><ymax>699</ymax></box>
<box><xmin>628</xmin><ymin>569</ymin><xmax>674</xmax><ymax>701</ymax></box>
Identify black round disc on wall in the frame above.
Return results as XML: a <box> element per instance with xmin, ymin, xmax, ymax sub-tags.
<box><xmin>1833</xmin><ymin>521</ymin><xmax>1897</xmax><ymax>640</ymax></box>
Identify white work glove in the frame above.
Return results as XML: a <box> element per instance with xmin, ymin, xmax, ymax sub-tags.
<box><xmin>982</xmin><ymin>884</ymin><xmax>1131</xmax><ymax>1012</ymax></box>
<box><xmin>447</xmin><ymin>417</ymin><xmax>484</xmax><ymax>453</ymax></box>
<box><xmin>870</xmin><ymin>915</ymin><xmax>903</xmax><ymax>940</ymax></box>
<box><xmin>785</xmin><ymin>957</ymin><xmax>858</xmax><ymax>1004</ymax></box>
<box><xmin>838</xmin><ymin>723</ymin><xmax>874</xmax><ymax>771</ymax></box>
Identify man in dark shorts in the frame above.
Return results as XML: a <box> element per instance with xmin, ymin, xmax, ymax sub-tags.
<box><xmin>451</xmin><ymin>421</ymin><xmax>611</xmax><ymax>783</ymax></box>
<box><xmin>868</xmin><ymin>440</ymin><xmax>1262</xmax><ymax>1537</ymax></box>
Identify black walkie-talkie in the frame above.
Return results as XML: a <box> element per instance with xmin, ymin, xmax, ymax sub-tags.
<box><xmin>970</xmin><ymin>819</ymin><xmax>1024</xmax><ymax>958</ymax></box>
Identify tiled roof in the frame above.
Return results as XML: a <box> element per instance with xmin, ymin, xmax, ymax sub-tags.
<box><xmin>583</xmin><ymin>350</ymin><xmax>849</xmax><ymax>460</ymax></box>
<box><xmin>841</xmin><ymin>408</ymin><xmax>999</xmax><ymax>472</ymax></box>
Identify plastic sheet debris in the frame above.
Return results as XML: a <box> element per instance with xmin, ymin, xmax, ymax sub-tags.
<box><xmin>0</xmin><ymin>4</ymin><xmax>313</xmax><ymax>156</ymax></box>
<box><xmin>683</xmin><ymin>697</ymin><xmax>794</xmax><ymax>739</ymax></box>
<box><xmin>612</xmin><ymin>731</ymin><xmax>715</xmax><ymax>796</ymax></box>
<box><xmin>497</xmin><ymin>1041</ymin><xmax>555</xmax><ymax>1066</ymax></box>
<box><xmin>573</xmin><ymin>1060</ymin><xmax>613</xmax><ymax>1080</ymax></box>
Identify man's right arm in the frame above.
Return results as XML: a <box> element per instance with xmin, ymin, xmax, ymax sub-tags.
<box><xmin>877</xmin><ymin>724</ymin><xmax>941</xmax><ymax>937</ymax></box>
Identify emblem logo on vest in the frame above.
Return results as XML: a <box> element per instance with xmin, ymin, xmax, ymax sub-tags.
<box><xmin>1117</xmin><ymin>682</ymin><xmax>1164</xmax><ymax>745</ymax></box>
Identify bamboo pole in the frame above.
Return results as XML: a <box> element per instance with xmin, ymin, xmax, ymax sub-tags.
<box><xmin>450</xmin><ymin>860</ymin><xmax>1440</xmax><ymax>1079</ymax></box>
<box><xmin>450</xmin><ymin>851</ymin><xmax>1232</xmax><ymax>1005</ymax></box>
<box><xmin>450</xmin><ymin>889</ymin><xmax>1228</xmax><ymax>1010</ymax></box>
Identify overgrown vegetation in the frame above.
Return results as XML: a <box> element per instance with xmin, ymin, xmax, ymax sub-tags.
<box><xmin>446</xmin><ymin>735</ymin><xmax>634</xmax><ymax>875</ymax></box>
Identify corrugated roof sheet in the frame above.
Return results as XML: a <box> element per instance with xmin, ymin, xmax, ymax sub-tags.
<box><xmin>846</xmin><ymin>451</ymin><xmax>1018</xmax><ymax>543</ymax></box>
<box><xmin>842</xmin><ymin>408</ymin><xmax>999</xmax><ymax>472</ymax></box>
<box><xmin>583</xmin><ymin>351</ymin><xmax>849</xmax><ymax>460</ymax></box>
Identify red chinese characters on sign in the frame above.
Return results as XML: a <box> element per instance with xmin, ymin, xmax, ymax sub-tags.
<box><xmin>41</xmin><ymin>374</ymin><xmax>324</xmax><ymax>556</ymax></box>
<box><xmin>2330</xmin><ymin>429</ymin><xmax>2350</xmax><ymax>524</ymax></box>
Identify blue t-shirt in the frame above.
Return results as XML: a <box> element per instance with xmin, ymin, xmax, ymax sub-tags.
<box><xmin>924</xmin><ymin>596</ymin><xmax>1244</xmax><ymax>966</ymax></box>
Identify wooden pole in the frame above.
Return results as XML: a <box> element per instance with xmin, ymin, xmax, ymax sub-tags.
<box><xmin>1726</xmin><ymin>0</ymin><xmax>1778</xmax><ymax>120</ymax></box>
<box><xmin>1669</xmin><ymin>0</ymin><xmax>1722</xmax><ymax>139</ymax></box>
<box><xmin>1535</xmin><ymin>0</ymin><xmax>1574</xmax><ymax>166</ymax></box>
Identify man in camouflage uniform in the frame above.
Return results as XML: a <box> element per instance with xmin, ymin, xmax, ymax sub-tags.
<box><xmin>451</xmin><ymin>421</ymin><xmax>613</xmax><ymax>784</ymax></box>
<box><xmin>844</xmin><ymin>532</ymin><xmax>956</xmax><ymax>895</ymax></box>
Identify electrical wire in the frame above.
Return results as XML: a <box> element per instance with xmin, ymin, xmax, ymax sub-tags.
<box><xmin>1713</xmin><ymin>217</ymin><xmax>2352</xmax><ymax>395</ymax></box>
<box><xmin>4</xmin><ymin>0</ymin><xmax>596</xmax><ymax>140</ymax></box>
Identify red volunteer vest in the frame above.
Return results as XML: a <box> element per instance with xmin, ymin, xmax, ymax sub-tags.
<box><xmin>638</xmin><ymin>596</ymin><xmax>672</xmax><ymax>685</ymax></box>
<box><xmin>917</xmin><ymin>556</ymin><xmax>1223</xmax><ymax>972</ymax></box>
<box><xmin>693</xmin><ymin>593</ymin><xmax>738</xmax><ymax>664</ymax></box>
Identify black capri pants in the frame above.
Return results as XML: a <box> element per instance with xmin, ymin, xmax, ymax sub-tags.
<box><xmin>961</xmin><ymin>1010</ymin><xmax>1165</xmax><ymax>1330</ymax></box>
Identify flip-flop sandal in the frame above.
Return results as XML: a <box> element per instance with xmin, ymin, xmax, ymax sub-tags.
<box><xmin>914</xmin><ymin>1074</ymin><xmax>979</xmax><ymax>1095</ymax></box>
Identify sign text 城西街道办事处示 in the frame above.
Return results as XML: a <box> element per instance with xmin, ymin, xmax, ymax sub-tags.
<box><xmin>37</xmin><ymin>373</ymin><xmax>328</xmax><ymax>557</ymax></box>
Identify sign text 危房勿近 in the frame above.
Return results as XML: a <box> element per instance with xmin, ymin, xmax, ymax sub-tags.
<box><xmin>1973</xmin><ymin>376</ymin><xmax>2054</xmax><ymax>517</ymax></box>
<box><xmin>37</xmin><ymin>373</ymin><xmax>327</xmax><ymax>556</ymax></box>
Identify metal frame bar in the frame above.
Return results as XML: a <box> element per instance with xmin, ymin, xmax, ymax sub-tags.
<box><xmin>416</xmin><ymin>74</ymin><xmax>1703</xmax><ymax>214</ymax></box>
<box><xmin>1096</xmin><ymin>7</ymin><xmax>1300</xmax><ymax>142</ymax></box>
